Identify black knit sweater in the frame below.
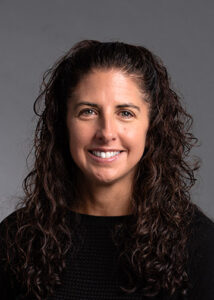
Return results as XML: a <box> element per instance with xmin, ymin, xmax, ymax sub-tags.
<box><xmin>1</xmin><ymin>207</ymin><xmax>214</xmax><ymax>299</ymax></box>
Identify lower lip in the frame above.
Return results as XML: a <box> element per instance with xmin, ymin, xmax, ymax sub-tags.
<box><xmin>87</xmin><ymin>151</ymin><xmax>124</xmax><ymax>163</ymax></box>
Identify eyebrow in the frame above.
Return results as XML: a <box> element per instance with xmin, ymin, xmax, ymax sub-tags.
<box><xmin>74</xmin><ymin>101</ymin><xmax>141</xmax><ymax>112</ymax></box>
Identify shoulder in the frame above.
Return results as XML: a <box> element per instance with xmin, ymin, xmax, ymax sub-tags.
<box><xmin>0</xmin><ymin>208</ymin><xmax>21</xmax><ymax>225</ymax></box>
<box><xmin>0</xmin><ymin>209</ymin><xmax>25</xmax><ymax>299</ymax></box>
<box><xmin>189</xmin><ymin>206</ymin><xmax>214</xmax><ymax>259</ymax></box>
<box><xmin>187</xmin><ymin>206</ymin><xmax>214</xmax><ymax>299</ymax></box>
<box><xmin>189</xmin><ymin>206</ymin><xmax>214</xmax><ymax>252</ymax></box>
<box><xmin>0</xmin><ymin>208</ymin><xmax>25</xmax><ymax>262</ymax></box>
<box><xmin>0</xmin><ymin>208</ymin><xmax>23</xmax><ymax>239</ymax></box>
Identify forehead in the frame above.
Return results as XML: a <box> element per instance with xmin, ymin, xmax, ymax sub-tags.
<box><xmin>66</xmin><ymin>69</ymin><xmax>151</xmax><ymax>120</ymax></box>
<box><xmin>71</xmin><ymin>69</ymin><xmax>145</xmax><ymax>102</ymax></box>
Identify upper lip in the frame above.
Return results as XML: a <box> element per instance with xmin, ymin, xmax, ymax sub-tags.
<box><xmin>88</xmin><ymin>148</ymin><xmax>124</xmax><ymax>152</ymax></box>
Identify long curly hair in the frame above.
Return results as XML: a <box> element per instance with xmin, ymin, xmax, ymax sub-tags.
<box><xmin>2</xmin><ymin>40</ymin><xmax>201</xmax><ymax>299</ymax></box>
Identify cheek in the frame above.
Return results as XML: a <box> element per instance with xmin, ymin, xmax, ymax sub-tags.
<box><xmin>68</xmin><ymin>122</ymin><xmax>90</xmax><ymax>145</ymax></box>
<box><xmin>123</xmin><ymin>126</ymin><xmax>148</xmax><ymax>151</ymax></box>
<box><xmin>67</xmin><ymin>124</ymin><xmax>95</xmax><ymax>163</ymax></box>
<box><xmin>123</xmin><ymin>125</ymin><xmax>146</xmax><ymax>140</ymax></box>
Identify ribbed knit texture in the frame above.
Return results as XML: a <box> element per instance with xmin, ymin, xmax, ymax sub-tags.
<box><xmin>50</xmin><ymin>211</ymin><xmax>144</xmax><ymax>300</ymax></box>
<box><xmin>1</xmin><ymin>208</ymin><xmax>214</xmax><ymax>299</ymax></box>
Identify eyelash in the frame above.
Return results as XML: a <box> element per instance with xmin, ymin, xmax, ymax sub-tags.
<box><xmin>79</xmin><ymin>109</ymin><xmax>134</xmax><ymax>119</ymax></box>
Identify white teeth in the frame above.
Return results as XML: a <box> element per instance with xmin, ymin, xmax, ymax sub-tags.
<box><xmin>91</xmin><ymin>151</ymin><xmax>120</xmax><ymax>158</ymax></box>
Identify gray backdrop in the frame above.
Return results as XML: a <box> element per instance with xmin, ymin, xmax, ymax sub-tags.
<box><xmin>0</xmin><ymin>0</ymin><xmax>213</xmax><ymax>221</ymax></box>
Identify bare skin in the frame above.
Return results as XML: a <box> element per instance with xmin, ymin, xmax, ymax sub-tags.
<box><xmin>66</xmin><ymin>69</ymin><xmax>150</xmax><ymax>216</ymax></box>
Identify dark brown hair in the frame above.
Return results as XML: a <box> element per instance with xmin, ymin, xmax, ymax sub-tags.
<box><xmin>2</xmin><ymin>40</ymin><xmax>201</xmax><ymax>299</ymax></box>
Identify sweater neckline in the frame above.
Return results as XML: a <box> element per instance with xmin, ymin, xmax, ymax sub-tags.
<box><xmin>69</xmin><ymin>209</ymin><xmax>134</xmax><ymax>225</ymax></box>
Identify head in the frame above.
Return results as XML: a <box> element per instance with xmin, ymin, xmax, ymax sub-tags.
<box><xmin>66</xmin><ymin>68</ymin><xmax>150</xmax><ymax>192</ymax></box>
<box><xmin>35</xmin><ymin>40</ymin><xmax>171</xmax><ymax>205</ymax></box>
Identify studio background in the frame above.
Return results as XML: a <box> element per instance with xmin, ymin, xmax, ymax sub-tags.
<box><xmin>0</xmin><ymin>0</ymin><xmax>213</xmax><ymax>221</ymax></box>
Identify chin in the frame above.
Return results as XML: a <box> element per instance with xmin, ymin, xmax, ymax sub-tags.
<box><xmin>95</xmin><ymin>175</ymin><xmax>123</xmax><ymax>185</ymax></box>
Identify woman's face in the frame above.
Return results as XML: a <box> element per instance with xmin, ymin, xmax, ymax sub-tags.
<box><xmin>66</xmin><ymin>69</ymin><xmax>150</xmax><ymax>186</ymax></box>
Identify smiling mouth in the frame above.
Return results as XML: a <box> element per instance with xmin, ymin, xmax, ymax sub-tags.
<box><xmin>88</xmin><ymin>150</ymin><xmax>124</xmax><ymax>153</ymax></box>
<box><xmin>87</xmin><ymin>150</ymin><xmax>124</xmax><ymax>161</ymax></box>
<box><xmin>88</xmin><ymin>150</ymin><xmax>123</xmax><ymax>157</ymax></box>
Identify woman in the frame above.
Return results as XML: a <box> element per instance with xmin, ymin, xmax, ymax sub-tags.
<box><xmin>0</xmin><ymin>40</ymin><xmax>214</xmax><ymax>300</ymax></box>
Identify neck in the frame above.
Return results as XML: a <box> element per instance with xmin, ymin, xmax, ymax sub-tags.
<box><xmin>72</xmin><ymin>173</ymin><xmax>134</xmax><ymax>216</ymax></box>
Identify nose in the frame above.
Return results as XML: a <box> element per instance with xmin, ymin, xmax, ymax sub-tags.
<box><xmin>95</xmin><ymin>115</ymin><xmax>117</xmax><ymax>142</ymax></box>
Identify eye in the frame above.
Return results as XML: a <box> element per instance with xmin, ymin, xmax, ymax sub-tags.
<box><xmin>119</xmin><ymin>110</ymin><xmax>134</xmax><ymax>118</ymax></box>
<box><xmin>79</xmin><ymin>109</ymin><xmax>96</xmax><ymax>116</ymax></box>
<box><xmin>78</xmin><ymin>109</ymin><xmax>134</xmax><ymax>119</ymax></box>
